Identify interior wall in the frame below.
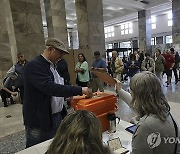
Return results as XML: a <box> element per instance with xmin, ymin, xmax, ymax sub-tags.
<box><xmin>105</xmin><ymin>13</ymin><xmax>172</xmax><ymax>43</ymax></box>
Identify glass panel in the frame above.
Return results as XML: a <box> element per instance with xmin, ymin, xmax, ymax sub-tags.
<box><xmin>111</xmin><ymin>26</ymin><xmax>114</xmax><ymax>31</ymax></box>
<box><xmin>168</xmin><ymin>20</ymin><xmax>173</xmax><ymax>26</ymax></box>
<box><xmin>121</xmin><ymin>30</ymin><xmax>124</xmax><ymax>35</ymax></box>
<box><xmin>105</xmin><ymin>28</ymin><xmax>108</xmax><ymax>33</ymax></box>
<box><xmin>151</xmin><ymin>16</ymin><xmax>156</xmax><ymax>23</ymax></box>
<box><xmin>121</xmin><ymin>24</ymin><xmax>124</xmax><ymax>29</ymax></box>
<box><xmin>108</xmin><ymin>33</ymin><xmax>111</xmax><ymax>37</ymax></box>
<box><xmin>166</xmin><ymin>35</ymin><xmax>172</xmax><ymax>44</ymax></box>
<box><xmin>125</xmin><ymin>29</ymin><xmax>128</xmax><ymax>34</ymax></box>
<box><xmin>152</xmin><ymin>23</ymin><xmax>156</xmax><ymax>29</ymax></box>
<box><xmin>112</xmin><ymin>32</ymin><xmax>114</xmax><ymax>37</ymax></box>
<box><xmin>129</xmin><ymin>22</ymin><xmax>132</xmax><ymax>28</ymax></box>
<box><xmin>168</xmin><ymin>12</ymin><xmax>172</xmax><ymax>20</ymax></box>
<box><xmin>129</xmin><ymin>28</ymin><xmax>133</xmax><ymax>34</ymax></box>
<box><xmin>125</xmin><ymin>23</ymin><xmax>128</xmax><ymax>29</ymax></box>
<box><xmin>105</xmin><ymin>34</ymin><xmax>108</xmax><ymax>38</ymax></box>
<box><xmin>119</xmin><ymin>52</ymin><xmax>123</xmax><ymax>58</ymax></box>
<box><xmin>108</xmin><ymin>44</ymin><xmax>113</xmax><ymax>49</ymax></box>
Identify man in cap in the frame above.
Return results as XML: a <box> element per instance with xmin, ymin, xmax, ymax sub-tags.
<box><xmin>23</xmin><ymin>38</ymin><xmax>92</xmax><ymax>148</ymax></box>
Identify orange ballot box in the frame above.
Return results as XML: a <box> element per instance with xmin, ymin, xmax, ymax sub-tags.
<box><xmin>71</xmin><ymin>92</ymin><xmax>118</xmax><ymax>131</ymax></box>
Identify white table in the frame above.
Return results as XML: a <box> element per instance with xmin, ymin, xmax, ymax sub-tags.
<box><xmin>16</xmin><ymin>120</ymin><xmax>133</xmax><ymax>154</ymax></box>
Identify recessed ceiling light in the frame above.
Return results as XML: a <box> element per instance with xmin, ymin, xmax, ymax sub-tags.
<box><xmin>105</xmin><ymin>6</ymin><xmax>123</xmax><ymax>11</ymax></box>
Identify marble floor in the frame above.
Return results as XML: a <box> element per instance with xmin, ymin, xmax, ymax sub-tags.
<box><xmin>0</xmin><ymin>76</ymin><xmax>180</xmax><ymax>153</ymax></box>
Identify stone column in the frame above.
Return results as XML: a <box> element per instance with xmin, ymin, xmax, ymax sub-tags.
<box><xmin>138</xmin><ymin>10</ymin><xmax>151</xmax><ymax>53</ymax></box>
<box><xmin>75</xmin><ymin>0</ymin><xmax>105</xmax><ymax>55</ymax></box>
<box><xmin>9</xmin><ymin>0</ymin><xmax>45</xmax><ymax>60</ymax></box>
<box><xmin>0</xmin><ymin>0</ymin><xmax>14</xmax><ymax>79</ymax></box>
<box><xmin>172</xmin><ymin>0</ymin><xmax>180</xmax><ymax>44</ymax></box>
<box><xmin>44</xmin><ymin>0</ymin><xmax>68</xmax><ymax>46</ymax></box>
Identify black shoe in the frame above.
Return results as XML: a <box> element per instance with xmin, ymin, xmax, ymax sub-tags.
<box><xmin>166</xmin><ymin>83</ymin><xmax>170</xmax><ymax>87</ymax></box>
<box><xmin>175</xmin><ymin>81</ymin><xmax>178</xmax><ymax>84</ymax></box>
<box><xmin>4</xmin><ymin>104</ymin><xmax>8</xmax><ymax>107</ymax></box>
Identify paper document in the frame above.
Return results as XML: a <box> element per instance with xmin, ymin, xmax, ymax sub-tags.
<box><xmin>91</xmin><ymin>70</ymin><xmax>116</xmax><ymax>86</ymax></box>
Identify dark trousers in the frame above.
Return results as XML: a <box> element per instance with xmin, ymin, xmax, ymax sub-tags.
<box><xmin>0</xmin><ymin>89</ymin><xmax>13</xmax><ymax>106</ymax></box>
<box><xmin>173</xmin><ymin>67</ymin><xmax>178</xmax><ymax>82</ymax></box>
<box><xmin>25</xmin><ymin>112</ymin><xmax>62</xmax><ymax>148</ymax></box>
<box><xmin>77</xmin><ymin>81</ymin><xmax>88</xmax><ymax>87</ymax></box>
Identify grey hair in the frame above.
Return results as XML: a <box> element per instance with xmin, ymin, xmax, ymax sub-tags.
<box><xmin>130</xmin><ymin>71</ymin><xmax>170</xmax><ymax>121</ymax></box>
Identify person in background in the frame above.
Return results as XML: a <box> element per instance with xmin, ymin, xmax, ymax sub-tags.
<box><xmin>162</xmin><ymin>50</ymin><xmax>175</xmax><ymax>87</ymax></box>
<box><xmin>110</xmin><ymin>50</ymin><xmax>124</xmax><ymax>81</ymax></box>
<box><xmin>91</xmin><ymin>51</ymin><xmax>107</xmax><ymax>92</ymax></box>
<box><xmin>126</xmin><ymin>54</ymin><xmax>140</xmax><ymax>79</ymax></box>
<box><xmin>57</xmin><ymin>58</ymin><xmax>71</xmax><ymax>117</ymax></box>
<box><xmin>138</xmin><ymin>52</ymin><xmax>144</xmax><ymax>71</ymax></box>
<box><xmin>115</xmin><ymin>71</ymin><xmax>176</xmax><ymax>154</ymax></box>
<box><xmin>46</xmin><ymin>110</ymin><xmax>111</xmax><ymax>154</ymax></box>
<box><xmin>154</xmin><ymin>49</ymin><xmax>165</xmax><ymax>84</ymax></box>
<box><xmin>170</xmin><ymin>48</ymin><xmax>179</xmax><ymax>84</ymax></box>
<box><xmin>23</xmin><ymin>38</ymin><xmax>92</xmax><ymax>148</ymax></box>
<box><xmin>175</xmin><ymin>52</ymin><xmax>180</xmax><ymax>81</ymax></box>
<box><xmin>75</xmin><ymin>53</ymin><xmax>90</xmax><ymax>87</ymax></box>
<box><xmin>0</xmin><ymin>74</ymin><xmax>18</xmax><ymax>107</ymax></box>
<box><xmin>141</xmin><ymin>53</ymin><xmax>155</xmax><ymax>73</ymax></box>
<box><xmin>57</xmin><ymin>58</ymin><xmax>70</xmax><ymax>85</ymax></box>
<box><xmin>6</xmin><ymin>53</ymin><xmax>27</xmax><ymax>104</ymax></box>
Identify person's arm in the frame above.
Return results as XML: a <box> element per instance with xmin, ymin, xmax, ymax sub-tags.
<box><xmin>115</xmin><ymin>79</ymin><xmax>132</xmax><ymax>106</ymax></box>
<box><xmin>148</xmin><ymin>59</ymin><xmax>155</xmax><ymax>72</ymax></box>
<box><xmin>2</xmin><ymin>87</ymin><xmax>18</xmax><ymax>96</ymax></box>
<box><xmin>24</xmin><ymin>61</ymin><xmax>91</xmax><ymax>98</ymax></box>
<box><xmin>141</xmin><ymin>60</ymin><xmax>147</xmax><ymax>71</ymax></box>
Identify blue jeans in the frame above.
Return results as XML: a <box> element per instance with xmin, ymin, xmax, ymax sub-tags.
<box><xmin>25</xmin><ymin>112</ymin><xmax>62</xmax><ymax>148</ymax></box>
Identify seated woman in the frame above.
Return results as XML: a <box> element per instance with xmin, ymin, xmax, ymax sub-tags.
<box><xmin>0</xmin><ymin>75</ymin><xmax>18</xmax><ymax>107</ymax></box>
<box><xmin>115</xmin><ymin>71</ymin><xmax>177</xmax><ymax>154</ymax></box>
<box><xmin>46</xmin><ymin>110</ymin><xmax>111</xmax><ymax>154</ymax></box>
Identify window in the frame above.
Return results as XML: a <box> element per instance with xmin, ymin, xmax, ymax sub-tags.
<box><xmin>151</xmin><ymin>16</ymin><xmax>156</xmax><ymax>29</ymax></box>
<box><xmin>166</xmin><ymin>35</ymin><xmax>172</xmax><ymax>44</ymax></box>
<box><xmin>121</xmin><ymin>22</ymin><xmax>133</xmax><ymax>35</ymax></box>
<box><xmin>120</xmin><ymin>41</ymin><xmax>131</xmax><ymax>48</ymax></box>
<box><xmin>105</xmin><ymin>26</ymin><xmax>115</xmax><ymax>38</ymax></box>
<box><xmin>151</xmin><ymin>37</ymin><xmax>156</xmax><ymax>45</ymax></box>
<box><xmin>168</xmin><ymin>12</ymin><xmax>173</xmax><ymax>26</ymax></box>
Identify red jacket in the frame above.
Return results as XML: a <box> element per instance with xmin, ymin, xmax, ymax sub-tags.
<box><xmin>162</xmin><ymin>53</ymin><xmax>175</xmax><ymax>70</ymax></box>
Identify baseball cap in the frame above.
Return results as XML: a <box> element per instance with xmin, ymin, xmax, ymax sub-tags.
<box><xmin>45</xmin><ymin>38</ymin><xmax>69</xmax><ymax>54</ymax></box>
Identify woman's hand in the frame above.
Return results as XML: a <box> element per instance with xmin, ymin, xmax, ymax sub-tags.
<box><xmin>114</xmin><ymin>78</ymin><xmax>122</xmax><ymax>92</ymax></box>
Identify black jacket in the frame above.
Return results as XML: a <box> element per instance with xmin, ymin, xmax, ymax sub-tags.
<box><xmin>23</xmin><ymin>55</ymin><xmax>82</xmax><ymax>131</ymax></box>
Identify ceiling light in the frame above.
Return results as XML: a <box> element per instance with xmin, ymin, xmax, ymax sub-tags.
<box><xmin>105</xmin><ymin>6</ymin><xmax>123</xmax><ymax>11</ymax></box>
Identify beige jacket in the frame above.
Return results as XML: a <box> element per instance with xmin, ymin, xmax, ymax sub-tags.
<box><xmin>111</xmin><ymin>57</ymin><xmax>124</xmax><ymax>73</ymax></box>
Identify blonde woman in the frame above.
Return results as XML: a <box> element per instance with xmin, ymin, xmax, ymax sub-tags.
<box><xmin>115</xmin><ymin>71</ymin><xmax>177</xmax><ymax>154</ymax></box>
<box><xmin>46</xmin><ymin>110</ymin><xmax>111</xmax><ymax>154</ymax></box>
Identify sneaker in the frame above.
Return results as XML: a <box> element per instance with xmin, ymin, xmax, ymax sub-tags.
<box><xmin>166</xmin><ymin>83</ymin><xmax>169</xmax><ymax>87</ymax></box>
<box><xmin>4</xmin><ymin>104</ymin><xmax>8</xmax><ymax>107</ymax></box>
<box><xmin>175</xmin><ymin>80</ymin><xmax>178</xmax><ymax>84</ymax></box>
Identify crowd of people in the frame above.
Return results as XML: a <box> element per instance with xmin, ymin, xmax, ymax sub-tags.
<box><xmin>0</xmin><ymin>38</ymin><xmax>180</xmax><ymax>154</ymax></box>
<box><xmin>108</xmin><ymin>48</ymin><xmax>180</xmax><ymax>87</ymax></box>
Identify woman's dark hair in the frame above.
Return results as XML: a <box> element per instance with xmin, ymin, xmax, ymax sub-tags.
<box><xmin>46</xmin><ymin>110</ymin><xmax>111</xmax><ymax>154</ymax></box>
<box><xmin>78</xmin><ymin>53</ymin><xmax>87</xmax><ymax>62</ymax></box>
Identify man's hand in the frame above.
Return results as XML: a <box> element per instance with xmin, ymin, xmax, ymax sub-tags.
<box><xmin>82</xmin><ymin>87</ymin><xmax>93</xmax><ymax>98</ymax></box>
